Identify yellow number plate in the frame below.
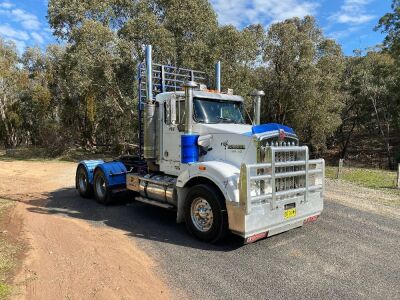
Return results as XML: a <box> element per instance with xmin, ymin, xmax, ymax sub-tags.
<box><xmin>284</xmin><ymin>208</ymin><xmax>296</xmax><ymax>219</ymax></box>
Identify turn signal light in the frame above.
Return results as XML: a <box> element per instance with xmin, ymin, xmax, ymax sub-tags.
<box><xmin>198</xmin><ymin>165</ymin><xmax>206</xmax><ymax>171</ymax></box>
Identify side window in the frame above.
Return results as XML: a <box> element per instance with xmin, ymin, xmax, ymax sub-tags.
<box><xmin>165</xmin><ymin>97</ymin><xmax>185</xmax><ymax>126</ymax></box>
<box><xmin>177</xmin><ymin>100</ymin><xmax>185</xmax><ymax>125</ymax></box>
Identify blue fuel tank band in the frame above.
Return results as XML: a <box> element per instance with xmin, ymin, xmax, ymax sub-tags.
<box><xmin>181</xmin><ymin>134</ymin><xmax>199</xmax><ymax>163</ymax></box>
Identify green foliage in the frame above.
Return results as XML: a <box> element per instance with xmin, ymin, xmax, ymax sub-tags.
<box><xmin>261</xmin><ymin>16</ymin><xmax>344</xmax><ymax>153</ymax></box>
<box><xmin>0</xmin><ymin>199</ymin><xmax>18</xmax><ymax>300</ymax></box>
<box><xmin>335</xmin><ymin>50</ymin><xmax>397</xmax><ymax>168</ymax></box>
<box><xmin>376</xmin><ymin>0</ymin><xmax>400</xmax><ymax>56</ymax></box>
<box><xmin>0</xmin><ymin>283</ymin><xmax>11</xmax><ymax>299</ymax></box>
<box><xmin>0</xmin><ymin>39</ymin><xmax>28</xmax><ymax>148</ymax></box>
<box><xmin>0</xmin><ymin>0</ymin><xmax>399</xmax><ymax>166</ymax></box>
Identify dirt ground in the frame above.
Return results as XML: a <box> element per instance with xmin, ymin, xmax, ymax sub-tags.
<box><xmin>1</xmin><ymin>159</ymin><xmax>399</xmax><ymax>299</ymax></box>
<box><xmin>325</xmin><ymin>178</ymin><xmax>400</xmax><ymax>218</ymax></box>
<box><xmin>0</xmin><ymin>160</ymin><xmax>170</xmax><ymax>300</ymax></box>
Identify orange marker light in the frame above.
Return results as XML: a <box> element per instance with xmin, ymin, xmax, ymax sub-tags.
<box><xmin>198</xmin><ymin>165</ymin><xmax>206</xmax><ymax>171</ymax></box>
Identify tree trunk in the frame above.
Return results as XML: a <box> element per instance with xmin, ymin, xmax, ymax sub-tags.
<box><xmin>0</xmin><ymin>94</ymin><xmax>14</xmax><ymax>148</ymax></box>
<box><xmin>340</xmin><ymin>119</ymin><xmax>357</xmax><ymax>159</ymax></box>
<box><xmin>370</xmin><ymin>96</ymin><xmax>393</xmax><ymax>169</ymax></box>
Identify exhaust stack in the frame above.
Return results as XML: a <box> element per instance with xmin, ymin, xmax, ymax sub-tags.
<box><xmin>183</xmin><ymin>81</ymin><xmax>197</xmax><ymax>134</ymax></box>
<box><xmin>146</xmin><ymin>45</ymin><xmax>153</xmax><ymax>102</ymax></box>
<box><xmin>215</xmin><ymin>61</ymin><xmax>221</xmax><ymax>92</ymax></box>
<box><xmin>144</xmin><ymin>45</ymin><xmax>157</xmax><ymax>160</ymax></box>
<box><xmin>251</xmin><ymin>90</ymin><xmax>265</xmax><ymax>125</ymax></box>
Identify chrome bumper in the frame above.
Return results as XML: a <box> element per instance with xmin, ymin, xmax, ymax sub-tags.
<box><xmin>227</xmin><ymin>146</ymin><xmax>325</xmax><ymax>238</ymax></box>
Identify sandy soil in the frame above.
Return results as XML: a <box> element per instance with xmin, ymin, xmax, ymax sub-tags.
<box><xmin>325</xmin><ymin>178</ymin><xmax>400</xmax><ymax>219</ymax></box>
<box><xmin>1</xmin><ymin>159</ymin><xmax>399</xmax><ymax>299</ymax></box>
<box><xmin>0</xmin><ymin>160</ymin><xmax>170</xmax><ymax>300</ymax></box>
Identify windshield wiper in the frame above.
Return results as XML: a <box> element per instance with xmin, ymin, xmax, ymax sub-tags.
<box><xmin>217</xmin><ymin>116</ymin><xmax>234</xmax><ymax>123</ymax></box>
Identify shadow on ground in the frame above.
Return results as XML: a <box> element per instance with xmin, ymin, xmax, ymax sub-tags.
<box><xmin>25</xmin><ymin>188</ymin><xmax>244</xmax><ymax>252</ymax></box>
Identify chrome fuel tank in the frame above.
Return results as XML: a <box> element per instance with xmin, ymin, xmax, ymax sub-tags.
<box><xmin>127</xmin><ymin>173</ymin><xmax>176</xmax><ymax>205</ymax></box>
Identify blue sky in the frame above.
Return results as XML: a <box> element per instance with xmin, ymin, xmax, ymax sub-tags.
<box><xmin>0</xmin><ymin>0</ymin><xmax>392</xmax><ymax>55</ymax></box>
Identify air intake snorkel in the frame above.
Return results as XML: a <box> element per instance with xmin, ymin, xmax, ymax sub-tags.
<box><xmin>181</xmin><ymin>81</ymin><xmax>199</xmax><ymax>163</ymax></box>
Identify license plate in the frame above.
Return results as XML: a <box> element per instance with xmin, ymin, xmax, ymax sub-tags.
<box><xmin>284</xmin><ymin>208</ymin><xmax>296</xmax><ymax>219</ymax></box>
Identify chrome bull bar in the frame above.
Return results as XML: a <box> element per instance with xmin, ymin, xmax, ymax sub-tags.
<box><xmin>239</xmin><ymin>146</ymin><xmax>325</xmax><ymax>214</ymax></box>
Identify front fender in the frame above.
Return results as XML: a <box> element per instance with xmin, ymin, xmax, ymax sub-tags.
<box><xmin>177</xmin><ymin>161</ymin><xmax>241</xmax><ymax>203</ymax></box>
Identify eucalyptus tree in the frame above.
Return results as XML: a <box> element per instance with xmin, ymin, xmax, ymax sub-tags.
<box><xmin>376</xmin><ymin>0</ymin><xmax>400</xmax><ymax>57</ymax></box>
<box><xmin>261</xmin><ymin>16</ymin><xmax>345</xmax><ymax>153</ymax></box>
<box><xmin>47</xmin><ymin>0</ymin><xmax>220</xmax><ymax>147</ymax></box>
<box><xmin>0</xmin><ymin>38</ymin><xmax>28</xmax><ymax>147</ymax></box>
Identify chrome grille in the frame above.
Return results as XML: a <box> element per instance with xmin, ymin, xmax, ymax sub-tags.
<box><xmin>259</xmin><ymin>140</ymin><xmax>305</xmax><ymax>195</ymax></box>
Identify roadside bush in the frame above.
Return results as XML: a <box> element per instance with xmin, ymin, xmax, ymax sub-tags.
<box><xmin>39</xmin><ymin>121</ymin><xmax>71</xmax><ymax>157</ymax></box>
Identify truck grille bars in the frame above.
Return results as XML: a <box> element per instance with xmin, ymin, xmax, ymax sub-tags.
<box><xmin>137</xmin><ymin>62</ymin><xmax>207</xmax><ymax>158</ymax></box>
<box><xmin>239</xmin><ymin>146</ymin><xmax>325</xmax><ymax>215</ymax></box>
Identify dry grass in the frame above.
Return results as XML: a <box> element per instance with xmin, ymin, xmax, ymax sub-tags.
<box><xmin>0</xmin><ymin>199</ymin><xmax>19</xmax><ymax>299</ymax></box>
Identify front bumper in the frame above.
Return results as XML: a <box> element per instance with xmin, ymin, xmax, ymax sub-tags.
<box><xmin>227</xmin><ymin>193</ymin><xmax>323</xmax><ymax>239</ymax></box>
<box><xmin>227</xmin><ymin>146</ymin><xmax>325</xmax><ymax>239</ymax></box>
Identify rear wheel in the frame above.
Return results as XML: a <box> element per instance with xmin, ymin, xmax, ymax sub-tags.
<box><xmin>93</xmin><ymin>169</ymin><xmax>114</xmax><ymax>205</ymax></box>
<box><xmin>184</xmin><ymin>184</ymin><xmax>228</xmax><ymax>243</ymax></box>
<box><xmin>76</xmin><ymin>165</ymin><xmax>92</xmax><ymax>198</ymax></box>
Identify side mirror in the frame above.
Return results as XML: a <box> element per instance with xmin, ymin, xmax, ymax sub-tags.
<box><xmin>198</xmin><ymin>135</ymin><xmax>213</xmax><ymax>156</ymax></box>
<box><xmin>166</xmin><ymin>94</ymin><xmax>177</xmax><ymax>125</ymax></box>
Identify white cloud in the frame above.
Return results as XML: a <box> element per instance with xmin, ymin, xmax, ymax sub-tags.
<box><xmin>0</xmin><ymin>24</ymin><xmax>29</xmax><ymax>40</ymax></box>
<box><xmin>328</xmin><ymin>26</ymin><xmax>361</xmax><ymax>40</ymax></box>
<box><xmin>10</xmin><ymin>8</ymin><xmax>41</xmax><ymax>30</ymax></box>
<box><xmin>329</xmin><ymin>0</ymin><xmax>375</xmax><ymax>25</ymax></box>
<box><xmin>210</xmin><ymin>0</ymin><xmax>319</xmax><ymax>28</ymax></box>
<box><xmin>31</xmin><ymin>32</ymin><xmax>44</xmax><ymax>44</ymax></box>
<box><xmin>0</xmin><ymin>1</ymin><xmax>14</xmax><ymax>9</ymax></box>
<box><xmin>0</xmin><ymin>2</ymin><xmax>52</xmax><ymax>52</ymax></box>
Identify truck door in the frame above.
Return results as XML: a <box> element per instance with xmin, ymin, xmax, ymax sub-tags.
<box><xmin>163</xmin><ymin>96</ymin><xmax>186</xmax><ymax>162</ymax></box>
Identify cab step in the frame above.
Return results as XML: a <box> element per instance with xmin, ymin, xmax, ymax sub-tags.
<box><xmin>135</xmin><ymin>196</ymin><xmax>175</xmax><ymax>210</ymax></box>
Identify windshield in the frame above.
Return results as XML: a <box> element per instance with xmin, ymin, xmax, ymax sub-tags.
<box><xmin>193</xmin><ymin>98</ymin><xmax>245</xmax><ymax>124</ymax></box>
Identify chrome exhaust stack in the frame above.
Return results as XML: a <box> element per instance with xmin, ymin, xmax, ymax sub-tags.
<box><xmin>251</xmin><ymin>90</ymin><xmax>265</xmax><ymax>125</ymax></box>
<box><xmin>215</xmin><ymin>61</ymin><xmax>221</xmax><ymax>92</ymax></box>
<box><xmin>144</xmin><ymin>45</ymin><xmax>157</xmax><ymax>161</ymax></box>
<box><xmin>183</xmin><ymin>81</ymin><xmax>197</xmax><ymax>134</ymax></box>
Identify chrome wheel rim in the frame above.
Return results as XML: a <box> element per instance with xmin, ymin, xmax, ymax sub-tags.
<box><xmin>78</xmin><ymin>170</ymin><xmax>87</xmax><ymax>192</ymax></box>
<box><xmin>96</xmin><ymin>175</ymin><xmax>106</xmax><ymax>199</ymax></box>
<box><xmin>191</xmin><ymin>197</ymin><xmax>213</xmax><ymax>232</ymax></box>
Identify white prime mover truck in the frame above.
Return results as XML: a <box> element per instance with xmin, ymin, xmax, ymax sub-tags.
<box><xmin>75</xmin><ymin>45</ymin><xmax>324</xmax><ymax>243</ymax></box>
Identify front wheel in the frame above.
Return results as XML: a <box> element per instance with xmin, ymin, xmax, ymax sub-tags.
<box><xmin>184</xmin><ymin>184</ymin><xmax>228</xmax><ymax>243</ymax></box>
<box><xmin>93</xmin><ymin>169</ymin><xmax>114</xmax><ymax>205</ymax></box>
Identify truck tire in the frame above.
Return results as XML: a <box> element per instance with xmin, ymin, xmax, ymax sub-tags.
<box><xmin>184</xmin><ymin>184</ymin><xmax>228</xmax><ymax>243</ymax></box>
<box><xmin>93</xmin><ymin>169</ymin><xmax>114</xmax><ymax>205</ymax></box>
<box><xmin>76</xmin><ymin>165</ymin><xmax>92</xmax><ymax>198</ymax></box>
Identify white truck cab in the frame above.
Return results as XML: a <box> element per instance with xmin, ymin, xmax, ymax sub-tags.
<box><xmin>76</xmin><ymin>45</ymin><xmax>324</xmax><ymax>243</ymax></box>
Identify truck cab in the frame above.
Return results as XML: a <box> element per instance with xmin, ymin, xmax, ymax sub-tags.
<box><xmin>75</xmin><ymin>45</ymin><xmax>324</xmax><ymax>244</ymax></box>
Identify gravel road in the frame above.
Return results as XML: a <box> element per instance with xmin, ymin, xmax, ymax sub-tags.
<box><xmin>2</xmin><ymin>160</ymin><xmax>399</xmax><ymax>299</ymax></box>
<box><xmin>43</xmin><ymin>183</ymin><xmax>400</xmax><ymax>299</ymax></box>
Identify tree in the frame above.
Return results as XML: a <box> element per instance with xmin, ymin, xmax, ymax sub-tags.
<box><xmin>261</xmin><ymin>16</ymin><xmax>344</xmax><ymax>153</ymax></box>
<box><xmin>20</xmin><ymin>47</ymin><xmax>53</xmax><ymax>146</ymax></box>
<box><xmin>376</xmin><ymin>0</ymin><xmax>400</xmax><ymax>56</ymax></box>
<box><xmin>0</xmin><ymin>38</ymin><xmax>28</xmax><ymax>147</ymax></box>
<box><xmin>358</xmin><ymin>52</ymin><xmax>397</xmax><ymax>168</ymax></box>
<box><xmin>47</xmin><ymin>0</ymin><xmax>222</xmax><ymax>147</ymax></box>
